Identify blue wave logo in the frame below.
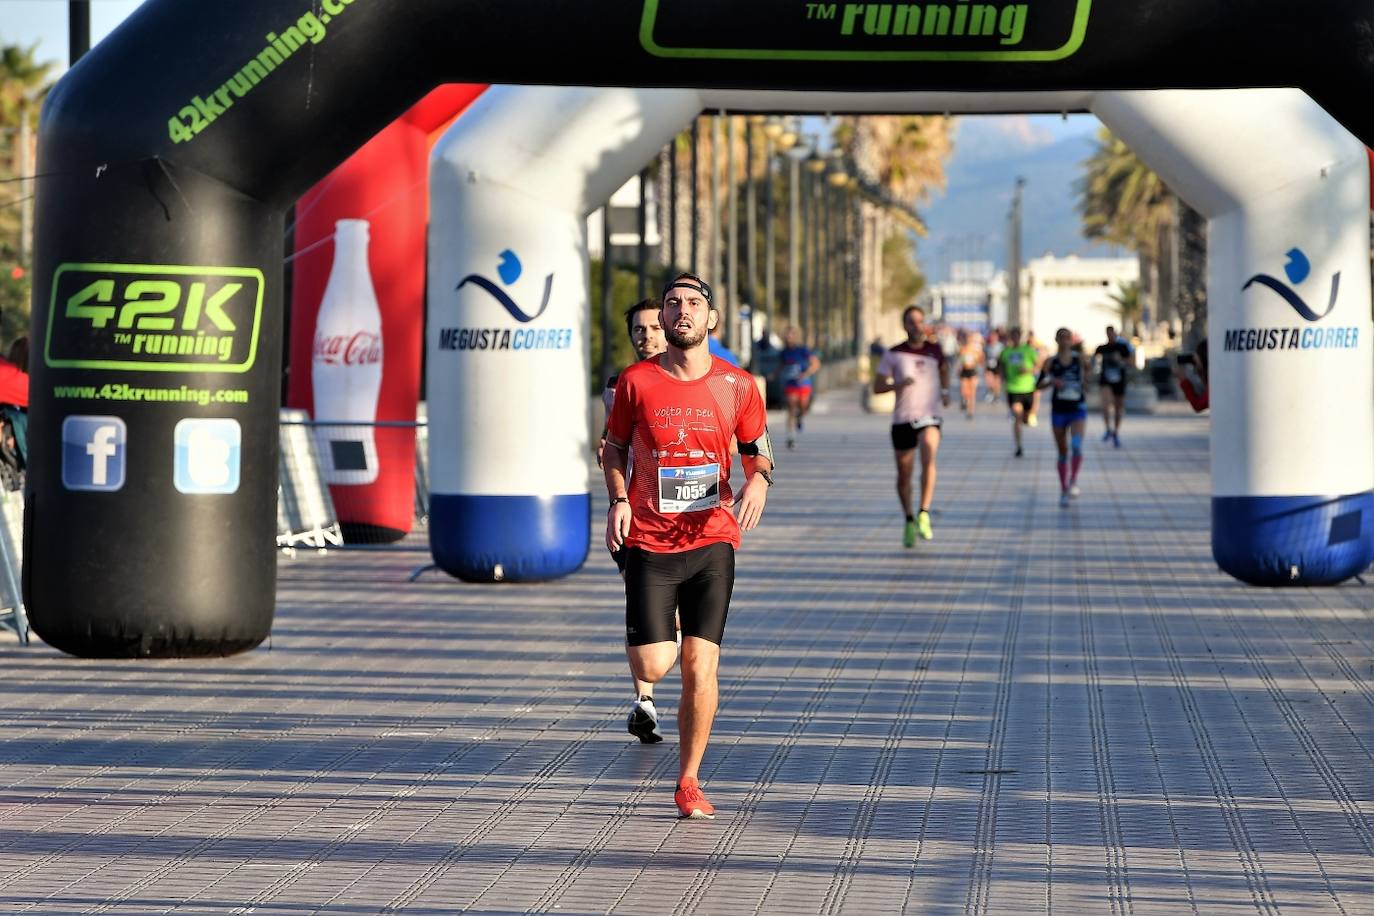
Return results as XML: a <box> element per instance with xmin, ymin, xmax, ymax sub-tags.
<box><xmin>458</xmin><ymin>249</ymin><xmax>554</xmax><ymax>323</ymax></box>
<box><xmin>1243</xmin><ymin>248</ymin><xmax>1339</xmax><ymax>322</ymax></box>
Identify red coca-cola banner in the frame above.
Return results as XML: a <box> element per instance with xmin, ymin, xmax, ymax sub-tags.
<box><xmin>287</xmin><ymin>84</ymin><xmax>486</xmax><ymax>540</ymax></box>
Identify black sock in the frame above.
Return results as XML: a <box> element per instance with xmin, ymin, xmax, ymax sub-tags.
<box><xmin>905</xmin><ymin>513</ymin><xmax>915</xmax><ymax>522</ymax></box>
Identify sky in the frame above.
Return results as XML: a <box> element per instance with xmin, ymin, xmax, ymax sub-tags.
<box><xmin>0</xmin><ymin>0</ymin><xmax>145</xmax><ymax>71</ymax></box>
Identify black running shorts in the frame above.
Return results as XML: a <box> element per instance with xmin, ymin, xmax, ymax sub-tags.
<box><xmin>624</xmin><ymin>543</ymin><xmax>735</xmax><ymax>646</ymax></box>
<box><xmin>1102</xmin><ymin>378</ymin><xmax>1127</xmax><ymax>398</ymax></box>
<box><xmin>1007</xmin><ymin>392</ymin><xmax>1035</xmax><ymax>413</ymax></box>
<box><xmin>890</xmin><ymin>418</ymin><xmax>942</xmax><ymax>452</ymax></box>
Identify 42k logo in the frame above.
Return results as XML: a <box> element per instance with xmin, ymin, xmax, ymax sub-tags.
<box><xmin>46</xmin><ymin>263</ymin><xmax>264</xmax><ymax>373</ymax></box>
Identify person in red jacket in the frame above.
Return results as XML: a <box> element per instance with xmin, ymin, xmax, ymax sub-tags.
<box><xmin>0</xmin><ymin>336</ymin><xmax>28</xmax><ymax>408</ymax></box>
<box><xmin>1176</xmin><ymin>338</ymin><xmax>1209</xmax><ymax>412</ymax></box>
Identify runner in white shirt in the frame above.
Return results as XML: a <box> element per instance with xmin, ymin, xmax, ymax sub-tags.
<box><xmin>872</xmin><ymin>305</ymin><xmax>950</xmax><ymax>547</ymax></box>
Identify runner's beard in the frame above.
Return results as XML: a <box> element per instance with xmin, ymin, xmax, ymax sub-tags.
<box><xmin>666</xmin><ymin>324</ymin><xmax>708</xmax><ymax>350</ymax></box>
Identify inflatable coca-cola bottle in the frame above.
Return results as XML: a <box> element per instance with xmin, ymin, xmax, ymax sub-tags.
<box><xmin>312</xmin><ymin>218</ymin><xmax>383</xmax><ymax>487</ymax></box>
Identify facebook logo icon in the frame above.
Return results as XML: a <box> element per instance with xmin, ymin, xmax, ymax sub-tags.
<box><xmin>174</xmin><ymin>418</ymin><xmax>241</xmax><ymax>495</ymax></box>
<box><xmin>62</xmin><ymin>416</ymin><xmax>127</xmax><ymax>492</ymax></box>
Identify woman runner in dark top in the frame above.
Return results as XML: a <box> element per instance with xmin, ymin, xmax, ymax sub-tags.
<box><xmin>1037</xmin><ymin>327</ymin><xmax>1090</xmax><ymax>508</ymax></box>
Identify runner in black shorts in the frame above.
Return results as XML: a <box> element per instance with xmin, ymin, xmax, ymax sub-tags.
<box><xmin>874</xmin><ymin>306</ymin><xmax>949</xmax><ymax>546</ymax></box>
<box><xmin>1094</xmin><ymin>325</ymin><xmax>1132</xmax><ymax>448</ymax></box>
<box><xmin>604</xmin><ymin>273</ymin><xmax>774</xmax><ymax>819</ymax></box>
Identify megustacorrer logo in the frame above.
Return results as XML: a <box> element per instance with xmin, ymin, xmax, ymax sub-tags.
<box><xmin>456</xmin><ymin>249</ymin><xmax>553</xmax><ymax>323</ymax></box>
<box><xmin>1242</xmin><ymin>248</ymin><xmax>1338</xmax><ymax>322</ymax></box>
<box><xmin>440</xmin><ymin>250</ymin><xmax>573</xmax><ymax>353</ymax></box>
<box><xmin>1223</xmin><ymin>248</ymin><xmax>1359</xmax><ymax>355</ymax></box>
<box><xmin>46</xmin><ymin>263</ymin><xmax>264</xmax><ymax>373</ymax></box>
<box><xmin>640</xmin><ymin>0</ymin><xmax>1092</xmax><ymax>61</ymax></box>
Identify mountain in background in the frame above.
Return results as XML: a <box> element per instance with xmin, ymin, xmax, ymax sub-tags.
<box><xmin>918</xmin><ymin>114</ymin><xmax>1126</xmax><ymax>283</ymax></box>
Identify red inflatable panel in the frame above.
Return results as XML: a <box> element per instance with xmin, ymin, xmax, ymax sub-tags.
<box><xmin>288</xmin><ymin>84</ymin><xmax>486</xmax><ymax>540</ymax></box>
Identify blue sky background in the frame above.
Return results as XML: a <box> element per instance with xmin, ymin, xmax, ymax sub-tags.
<box><xmin>1</xmin><ymin>0</ymin><xmax>145</xmax><ymax>71</ymax></box>
<box><xmin>1</xmin><ymin>1</ymin><xmax>1111</xmax><ymax>281</ymax></box>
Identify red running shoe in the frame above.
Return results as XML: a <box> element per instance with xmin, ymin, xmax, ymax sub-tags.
<box><xmin>674</xmin><ymin>777</ymin><xmax>715</xmax><ymax>819</ymax></box>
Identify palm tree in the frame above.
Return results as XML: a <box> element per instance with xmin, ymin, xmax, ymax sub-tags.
<box><xmin>0</xmin><ymin>42</ymin><xmax>56</xmax><ymax>336</ymax></box>
<box><xmin>838</xmin><ymin>116</ymin><xmax>953</xmax><ymax>206</ymax></box>
<box><xmin>836</xmin><ymin>115</ymin><xmax>952</xmax><ymax>319</ymax></box>
<box><xmin>1079</xmin><ymin>127</ymin><xmax>1207</xmax><ymax>338</ymax></box>
<box><xmin>1107</xmin><ymin>280</ymin><xmax>1142</xmax><ymax>330</ymax></box>
<box><xmin>1078</xmin><ymin>127</ymin><xmax>1172</xmax><ymax>257</ymax></box>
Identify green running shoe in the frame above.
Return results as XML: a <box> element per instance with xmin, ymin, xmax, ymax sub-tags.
<box><xmin>917</xmin><ymin>511</ymin><xmax>934</xmax><ymax>541</ymax></box>
<box><xmin>903</xmin><ymin>519</ymin><xmax>917</xmax><ymax>548</ymax></box>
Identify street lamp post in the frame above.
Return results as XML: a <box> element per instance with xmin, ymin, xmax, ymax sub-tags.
<box><xmin>745</xmin><ymin>118</ymin><xmax>758</xmax><ymax>326</ymax></box>
<box><xmin>763</xmin><ymin>132</ymin><xmax>776</xmax><ymax>327</ymax></box>
<box><xmin>637</xmin><ymin>165</ymin><xmax>649</xmax><ymax>300</ymax></box>
<box><xmin>600</xmin><ymin>206</ymin><xmax>615</xmax><ymax>390</ymax></box>
<box><xmin>788</xmin><ymin>150</ymin><xmax>800</xmax><ymax>329</ymax></box>
<box><xmin>805</xmin><ymin>146</ymin><xmax>825</xmax><ymax>349</ymax></box>
<box><xmin>726</xmin><ymin>115</ymin><xmax>739</xmax><ymax>346</ymax></box>
<box><xmin>668</xmin><ymin>136</ymin><xmax>678</xmax><ymax>274</ymax></box>
<box><xmin>69</xmin><ymin>1</ymin><xmax>91</xmax><ymax>65</ymax></box>
<box><xmin>1008</xmin><ymin>176</ymin><xmax>1026</xmax><ymax>328</ymax></box>
<box><xmin>17</xmin><ymin>96</ymin><xmax>35</xmax><ymax>264</ymax></box>
<box><xmin>690</xmin><ymin>119</ymin><xmax>699</xmax><ymax>270</ymax></box>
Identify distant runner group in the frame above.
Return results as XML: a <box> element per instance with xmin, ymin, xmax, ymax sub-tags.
<box><xmin>599</xmin><ymin>274</ymin><xmax>1135</xmax><ymax>817</ymax></box>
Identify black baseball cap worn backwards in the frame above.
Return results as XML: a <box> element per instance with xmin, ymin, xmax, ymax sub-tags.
<box><xmin>662</xmin><ymin>273</ymin><xmax>714</xmax><ymax>307</ymax></box>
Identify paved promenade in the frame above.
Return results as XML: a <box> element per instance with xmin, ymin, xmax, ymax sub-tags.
<box><xmin>1</xmin><ymin>394</ymin><xmax>1370</xmax><ymax>914</ymax></box>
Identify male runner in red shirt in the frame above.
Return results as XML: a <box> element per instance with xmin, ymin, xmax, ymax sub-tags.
<box><xmin>604</xmin><ymin>272</ymin><xmax>774</xmax><ymax>819</ymax></box>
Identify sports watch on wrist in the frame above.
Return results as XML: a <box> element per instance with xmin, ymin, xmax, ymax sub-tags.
<box><xmin>757</xmin><ymin>469</ymin><xmax>774</xmax><ymax>487</ymax></box>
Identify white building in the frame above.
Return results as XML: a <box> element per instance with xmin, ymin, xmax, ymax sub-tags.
<box><xmin>585</xmin><ymin>172</ymin><xmax>661</xmax><ymax>261</ymax></box>
<box><xmin>1020</xmin><ymin>255</ymin><xmax>1138</xmax><ymax>348</ymax></box>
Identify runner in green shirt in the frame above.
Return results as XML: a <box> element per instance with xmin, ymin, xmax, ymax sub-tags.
<box><xmin>1000</xmin><ymin>327</ymin><xmax>1040</xmax><ymax>458</ymax></box>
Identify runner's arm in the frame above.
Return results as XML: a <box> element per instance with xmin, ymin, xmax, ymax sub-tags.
<box><xmin>805</xmin><ymin>352</ymin><xmax>821</xmax><ymax>380</ymax></box>
<box><xmin>736</xmin><ymin>448</ymin><xmax>772</xmax><ymax>532</ymax></box>
<box><xmin>735</xmin><ymin>392</ymin><xmax>773</xmax><ymax>532</ymax></box>
<box><xmin>603</xmin><ymin>375</ymin><xmax>635</xmax><ymax>549</ymax></box>
<box><xmin>603</xmin><ymin>438</ymin><xmax>632</xmax><ymax>549</ymax></box>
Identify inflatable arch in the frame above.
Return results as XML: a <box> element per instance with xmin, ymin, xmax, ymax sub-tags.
<box><xmin>427</xmin><ymin>86</ymin><xmax>1373</xmax><ymax>588</ymax></box>
<box><xmin>28</xmin><ymin>0</ymin><xmax>1374</xmax><ymax>656</ymax></box>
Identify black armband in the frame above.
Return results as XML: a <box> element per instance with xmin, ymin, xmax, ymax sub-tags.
<box><xmin>738</xmin><ymin>428</ymin><xmax>775</xmax><ymax>467</ymax></box>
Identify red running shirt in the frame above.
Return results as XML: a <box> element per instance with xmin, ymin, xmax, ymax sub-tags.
<box><xmin>607</xmin><ymin>356</ymin><xmax>767</xmax><ymax>553</ymax></box>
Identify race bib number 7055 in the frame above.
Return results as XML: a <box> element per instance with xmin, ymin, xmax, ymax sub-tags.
<box><xmin>658</xmin><ymin>464</ymin><xmax>720</xmax><ymax>514</ymax></box>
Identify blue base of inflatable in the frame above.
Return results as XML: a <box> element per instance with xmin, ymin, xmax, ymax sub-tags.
<box><xmin>429</xmin><ymin>493</ymin><xmax>589</xmax><ymax>583</ymax></box>
<box><xmin>1213</xmin><ymin>491</ymin><xmax>1374</xmax><ymax>586</ymax></box>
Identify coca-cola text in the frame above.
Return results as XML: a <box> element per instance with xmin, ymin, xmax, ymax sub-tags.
<box><xmin>314</xmin><ymin>331</ymin><xmax>382</xmax><ymax>366</ymax></box>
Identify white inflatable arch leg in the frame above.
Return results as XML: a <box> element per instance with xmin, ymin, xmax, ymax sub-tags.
<box><xmin>427</xmin><ymin>86</ymin><xmax>702</xmax><ymax>582</ymax></box>
<box><xmin>1094</xmin><ymin>89</ymin><xmax>1374</xmax><ymax>585</ymax></box>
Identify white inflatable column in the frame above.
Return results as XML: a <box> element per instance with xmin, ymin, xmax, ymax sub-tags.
<box><xmin>428</xmin><ymin>86</ymin><xmax>701</xmax><ymax>582</ymax></box>
<box><xmin>1095</xmin><ymin>89</ymin><xmax>1374</xmax><ymax>585</ymax></box>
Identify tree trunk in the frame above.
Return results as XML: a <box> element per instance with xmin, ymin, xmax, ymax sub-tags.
<box><xmin>1177</xmin><ymin>201</ymin><xmax>1208</xmax><ymax>346</ymax></box>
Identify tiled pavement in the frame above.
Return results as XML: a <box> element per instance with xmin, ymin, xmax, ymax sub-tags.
<box><xmin>1</xmin><ymin>394</ymin><xmax>1370</xmax><ymax>914</ymax></box>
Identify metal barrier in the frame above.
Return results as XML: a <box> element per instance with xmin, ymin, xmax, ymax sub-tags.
<box><xmin>278</xmin><ymin>411</ymin><xmax>429</xmax><ymax>551</ymax></box>
<box><xmin>278</xmin><ymin>409</ymin><xmax>344</xmax><ymax>550</ymax></box>
<box><xmin>414</xmin><ymin>403</ymin><xmax>430</xmax><ymax>524</ymax></box>
<box><xmin>0</xmin><ymin>489</ymin><xmax>27</xmax><ymax>645</ymax></box>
